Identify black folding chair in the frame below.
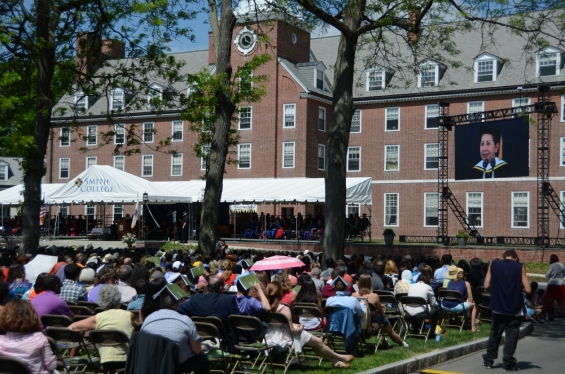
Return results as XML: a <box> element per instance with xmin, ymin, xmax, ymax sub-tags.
<box><xmin>0</xmin><ymin>356</ymin><xmax>32</xmax><ymax>374</ymax></box>
<box><xmin>41</xmin><ymin>314</ymin><xmax>73</xmax><ymax>329</ymax></box>
<box><xmin>399</xmin><ymin>296</ymin><xmax>433</xmax><ymax>342</ymax></box>
<box><xmin>439</xmin><ymin>289</ymin><xmax>467</xmax><ymax>331</ymax></box>
<box><xmin>259</xmin><ymin>312</ymin><xmax>304</xmax><ymax>374</ymax></box>
<box><xmin>89</xmin><ymin>329</ymin><xmax>130</xmax><ymax>374</ymax></box>
<box><xmin>47</xmin><ymin>329</ymin><xmax>100</xmax><ymax>373</ymax></box>
<box><xmin>228</xmin><ymin>315</ymin><xmax>274</xmax><ymax>374</ymax></box>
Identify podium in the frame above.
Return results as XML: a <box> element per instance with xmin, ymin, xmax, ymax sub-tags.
<box><xmin>117</xmin><ymin>220</ymin><xmax>132</xmax><ymax>238</ymax></box>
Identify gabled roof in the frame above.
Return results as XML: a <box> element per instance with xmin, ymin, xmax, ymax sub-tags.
<box><xmin>0</xmin><ymin>157</ymin><xmax>27</xmax><ymax>189</ymax></box>
<box><xmin>279</xmin><ymin>58</ymin><xmax>332</xmax><ymax>96</ymax></box>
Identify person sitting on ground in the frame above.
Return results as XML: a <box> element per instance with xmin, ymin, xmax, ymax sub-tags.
<box><xmin>405</xmin><ymin>270</ymin><xmax>439</xmax><ymax>338</ymax></box>
<box><xmin>59</xmin><ymin>263</ymin><xmax>88</xmax><ymax>303</ymax></box>
<box><xmin>88</xmin><ymin>267</ymin><xmax>117</xmax><ymax>303</ymax></box>
<box><xmin>69</xmin><ymin>285</ymin><xmax>136</xmax><ymax>370</ymax></box>
<box><xmin>30</xmin><ymin>275</ymin><xmax>73</xmax><ymax>322</ymax></box>
<box><xmin>524</xmin><ymin>281</ymin><xmax>545</xmax><ymax>323</ymax></box>
<box><xmin>141</xmin><ymin>277</ymin><xmax>209</xmax><ymax>374</ymax></box>
<box><xmin>7</xmin><ymin>264</ymin><xmax>31</xmax><ymax>296</ymax></box>
<box><xmin>264</xmin><ymin>281</ymin><xmax>354</xmax><ymax>369</ymax></box>
<box><xmin>352</xmin><ymin>274</ymin><xmax>409</xmax><ymax>348</ymax></box>
<box><xmin>0</xmin><ymin>299</ymin><xmax>57</xmax><ymax>374</ymax></box>
<box><xmin>441</xmin><ymin>267</ymin><xmax>479</xmax><ymax>332</ymax></box>
<box><xmin>394</xmin><ymin>270</ymin><xmax>413</xmax><ymax>295</ymax></box>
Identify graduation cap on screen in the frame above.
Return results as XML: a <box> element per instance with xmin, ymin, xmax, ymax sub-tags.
<box><xmin>152</xmin><ymin>283</ymin><xmax>189</xmax><ymax>301</ymax></box>
<box><xmin>329</xmin><ymin>275</ymin><xmax>350</xmax><ymax>287</ymax></box>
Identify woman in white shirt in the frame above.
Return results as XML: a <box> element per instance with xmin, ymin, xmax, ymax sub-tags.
<box><xmin>404</xmin><ymin>268</ymin><xmax>439</xmax><ymax>337</ymax></box>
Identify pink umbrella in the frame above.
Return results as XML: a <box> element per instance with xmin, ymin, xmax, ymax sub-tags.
<box><xmin>250</xmin><ymin>255</ymin><xmax>305</xmax><ymax>271</ymax></box>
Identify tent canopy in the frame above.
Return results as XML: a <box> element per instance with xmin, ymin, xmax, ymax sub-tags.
<box><xmin>45</xmin><ymin>165</ymin><xmax>192</xmax><ymax>204</ymax></box>
<box><xmin>156</xmin><ymin>177</ymin><xmax>372</xmax><ymax>205</ymax></box>
<box><xmin>0</xmin><ymin>183</ymin><xmax>65</xmax><ymax>206</ymax></box>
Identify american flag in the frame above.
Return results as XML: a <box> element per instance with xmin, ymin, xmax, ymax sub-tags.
<box><xmin>40</xmin><ymin>204</ymin><xmax>46</xmax><ymax>226</ymax></box>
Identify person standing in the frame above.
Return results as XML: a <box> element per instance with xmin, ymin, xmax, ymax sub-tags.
<box><xmin>545</xmin><ymin>254</ymin><xmax>565</xmax><ymax>317</ymax></box>
<box><xmin>181</xmin><ymin>211</ymin><xmax>189</xmax><ymax>243</ymax></box>
<box><xmin>482</xmin><ymin>250</ymin><xmax>531</xmax><ymax>372</ymax></box>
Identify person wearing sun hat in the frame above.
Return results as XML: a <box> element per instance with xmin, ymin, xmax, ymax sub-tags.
<box><xmin>443</xmin><ymin>265</ymin><xmax>460</xmax><ymax>288</ymax></box>
<box><xmin>441</xmin><ymin>266</ymin><xmax>479</xmax><ymax>333</ymax></box>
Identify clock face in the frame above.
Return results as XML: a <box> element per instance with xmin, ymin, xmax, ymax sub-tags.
<box><xmin>240</xmin><ymin>32</ymin><xmax>254</xmax><ymax>49</ymax></box>
<box><xmin>235</xmin><ymin>28</ymin><xmax>257</xmax><ymax>54</ymax></box>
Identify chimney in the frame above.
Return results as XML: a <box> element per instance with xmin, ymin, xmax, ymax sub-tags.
<box><xmin>101</xmin><ymin>39</ymin><xmax>125</xmax><ymax>61</ymax></box>
<box><xmin>76</xmin><ymin>32</ymin><xmax>102</xmax><ymax>80</ymax></box>
<box><xmin>407</xmin><ymin>8</ymin><xmax>421</xmax><ymax>45</ymax></box>
<box><xmin>208</xmin><ymin>31</ymin><xmax>216</xmax><ymax>64</ymax></box>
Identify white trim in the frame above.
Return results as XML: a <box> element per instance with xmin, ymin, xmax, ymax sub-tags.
<box><xmin>0</xmin><ymin>164</ymin><xmax>7</xmax><ymax>181</ymax></box>
<box><xmin>114</xmin><ymin>124</ymin><xmax>125</xmax><ymax>144</ymax></box>
<box><xmin>425</xmin><ymin>104</ymin><xmax>440</xmax><ymax>130</ymax></box>
<box><xmin>384</xmin><ymin>145</ymin><xmax>399</xmax><ymax>171</ymax></box>
<box><xmin>466</xmin><ymin>192</ymin><xmax>483</xmax><ymax>228</ymax></box>
<box><xmin>113</xmin><ymin>155</ymin><xmax>125</xmax><ymax>171</ymax></box>
<box><xmin>113</xmin><ymin>204</ymin><xmax>124</xmax><ymax>220</ymax></box>
<box><xmin>424</xmin><ymin>143</ymin><xmax>439</xmax><ymax>170</ymax></box>
<box><xmin>536</xmin><ymin>46</ymin><xmax>562</xmax><ymax>77</ymax></box>
<box><xmin>85</xmin><ymin>156</ymin><xmax>97</xmax><ymax>170</ymax></box>
<box><xmin>474</xmin><ymin>57</ymin><xmax>497</xmax><ymax>83</ymax></box>
<box><xmin>366</xmin><ymin>68</ymin><xmax>385</xmax><ymax>91</ymax></box>
<box><xmin>512</xmin><ymin>97</ymin><xmax>531</xmax><ymax>118</ymax></box>
<box><xmin>418</xmin><ymin>62</ymin><xmax>438</xmax><ymax>87</ymax></box>
<box><xmin>74</xmin><ymin>91</ymin><xmax>88</xmax><ymax>110</ymax></box>
<box><xmin>85</xmin><ymin>203</ymin><xmax>96</xmax><ymax>218</ymax></box>
<box><xmin>283</xmin><ymin>104</ymin><xmax>296</xmax><ymax>128</ymax></box>
<box><xmin>238</xmin><ymin>143</ymin><xmax>252</xmax><ymax>169</ymax></box>
<box><xmin>86</xmin><ymin>125</ymin><xmax>97</xmax><ymax>146</ymax></box>
<box><xmin>351</xmin><ymin>109</ymin><xmax>362</xmax><ymax>133</ymax></box>
<box><xmin>142</xmin><ymin>154</ymin><xmax>153</xmax><ymax>177</ymax></box>
<box><xmin>511</xmin><ymin>191</ymin><xmax>530</xmax><ymax>228</ymax></box>
<box><xmin>467</xmin><ymin>101</ymin><xmax>485</xmax><ymax>122</ymax></box>
<box><xmin>59</xmin><ymin>158</ymin><xmax>70</xmax><ymax>179</ymax></box>
<box><xmin>384</xmin><ymin>192</ymin><xmax>399</xmax><ymax>227</ymax></box>
<box><xmin>318</xmin><ymin>144</ymin><xmax>326</xmax><ymax>170</ymax></box>
<box><xmin>318</xmin><ymin>107</ymin><xmax>326</xmax><ymax>131</ymax></box>
<box><xmin>277</xmin><ymin>58</ymin><xmax>309</xmax><ymax>92</ymax></box>
<box><xmin>148</xmin><ymin>84</ymin><xmax>163</xmax><ymax>109</ymax></box>
<box><xmin>385</xmin><ymin>107</ymin><xmax>400</xmax><ymax>131</ymax></box>
<box><xmin>238</xmin><ymin>106</ymin><xmax>252</xmax><ymax>130</ymax></box>
<box><xmin>171</xmin><ymin>153</ymin><xmax>183</xmax><ymax>176</ymax></box>
<box><xmin>282</xmin><ymin>142</ymin><xmax>295</xmax><ymax>168</ymax></box>
<box><xmin>110</xmin><ymin>88</ymin><xmax>125</xmax><ymax>111</ymax></box>
<box><xmin>315</xmin><ymin>69</ymin><xmax>325</xmax><ymax>90</ymax></box>
<box><xmin>561</xmin><ymin>95</ymin><xmax>565</xmax><ymax>122</ymax></box>
<box><xmin>172</xmin><ymin>120</ymin><xmax>183</xmax><ymax>141</ymax></box>
<box><xmin>561</xmin><ymin>138</ymin><xmax>565</xmax><ymax>166</ymax></box>
<box><xmin>347</xmin><ymin>146</ymin><xmax>361</xmax><ymax>172</ymax></box>
<box><xmin>424</xmin><ymin>192</ymin><xmax>439</xmax><ymax>227</ymax></box>
<box><xmin>143</xmin><ymin>122</ymin><xmax>154</xmax><ymax>143</ymax></box>
<box><xmin>561</xmin><ymin>191</ymin><xmax>565</xmax><ymax>229</ymax></box>
<box><xmin>200</xmin><ymin>145</ymin><xmax>210</xmax><ymax>171</ymax></box>
<box><xmin>60</xmin><ymin>127</ymin><xmax>70</xmax><ymax>147</ymax></box>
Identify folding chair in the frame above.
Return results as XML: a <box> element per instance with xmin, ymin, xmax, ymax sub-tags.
<box><xmin>89</xmin><ymin>330</ymin><xmax>130</xmax><ymax>374</ymax></box>
<box><xmin>291</xmin><ymin>302</ymin><xmax>332</xmax><ymax>365</ymax></box>
<box><xmin>476</xmin><ymin>286</ymin><xmax>492</xmax><ymax>323</ymax></box>
<box><xmin>77</xmin><ymin>301</ymin><xmax>100</xmax><ymax>312</ymax></box>
<box><xmin>399</xmin><ymin>296</ymin><xmax>433</xmax><ymax>342</ymax></box>
<box><xmin>194</xmin><ymin>321</ymin><xmax>230</xmax><ymax>374</ymax></box>
<box><xmin>0</xmin><ymin>356</ymin><xmax>32</xmax><ymax>374</ymax></box>
<box><xmin>69</xmin><ymin>305</ymin><xmax>95</xmax><ymax>316</ymax></box>
<box><xmin>41</xmin><ymin>314</ymin><xmax>73</xmax><ymax>329</ymax></box>
<box><xmin>324</xmin><ymin>305</ymin><xmax>363</xmax><ymax>355</ymax></box>
<box><xmin>46</xmin><ymin>329</ymin><xmax>100</xmax><ymax>373</ymax></box>
<box><xmin>439</xmin><ymin>289</ymin><xmax>467</xmax><ymax>331</ymax></box>
<box><xmin>228</xmin><ymin>315</ymin><xmax>274</xmax><ymax>374</ymax></box>
<box><xmin>94</xmin><ymin>307</ymin><xmax>108</xmax><ymax>314</ymax></box>
<box><xmin>374</xmin><ymin>290</ymin><xmax>394</xmax><ymax>297</ymax></box>
<box><xmin>392</xmin><ymin>293</ymin><xmax>409</xmax><ymax>336</ymax></box>
<box><xmin>192</xmin><ymin>316</ymin><xmax>231</xmax><ymax>351</ymax></box>
<box><xmin>259</xmin><ymin>312</ymin><xmax>304</xmax><ymax>374</ymax></box>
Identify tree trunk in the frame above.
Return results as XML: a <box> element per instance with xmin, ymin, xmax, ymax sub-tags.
<box><xmin>198</xmin><ymin>1</ymin><xmax>236</xmax><ymax>255</ymax></box>
<box><xmin>21</xmin><ymin>0</ymin><xmax>56</xmax><ymax>255</ymax></box>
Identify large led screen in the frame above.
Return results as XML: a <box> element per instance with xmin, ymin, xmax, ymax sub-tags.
<box><xmin>454</xmin><ymin>118</ymin><xmax>529</xmax><ymax>180</ymax></box>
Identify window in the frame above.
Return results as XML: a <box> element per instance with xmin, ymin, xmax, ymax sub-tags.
<box><xmin>425</xmin><ymin>104</ymin><xmax>440</xmax><ymax>129</ymax></box>
<box><xmin>238</xmin><ymin>144</ymin><xmax>251</xmax><ymax>169</ymax></box>
<box><xmin>86</xmin><ymin>156</ymin><xmax>96</xmax><ymax>169</ymax></box>
<box><xmin>476</xmin><ymin>60</ymin><xmax>494</xmax><ymax>82</ymax></box>
<box><xmin>283</xmin><ymin>104</ymin><xmax>296</xmax><ymax>128</ymax></box>
<box><xmin>142</xmin><ymin>155</ymin><xmax>153</xmax><ymax>177</ymax></box>
<box><xmin>512</xmin><ymin>192</ymin><xmax>529</xmax><ymax>227</ymax></box>
<box><xmin>114</xmin><ymin>155</ymin><xmax>124</xmax><ymax>171</ymax></box>
<box><xmin>239</xmin><ymin>107</ymin><xmax>252</xmax><ymax>130</ymax></box>
<box><xmin>148</xmin><ymin>84</ymin><xmax>162</xmax><ymax>108</ymax></box>
<box><xmin>143</xmin><ymin>122</ymin><xmax>154</xmax><ymax>143</ymax></box>
<box><xmin>282</xmin><ymin>142</ymin><xmax>295</xmax><ymax>168</ymax></box>
<box><xmin>85</xmin><ymin>204</ymin><xmax>95</xmax><ymax>220</ymax></box>
<box><xmin>239</xmin><ymin>71</ymin><xmax>253</xmax><ymax>92</ymax></box>
<box><xmin>172</xmin><ymin>121</ymin><xmax>183</xmax><ymax>141</ymax></box>
<box><xmin>200</xmin><ymin>145</ymin><xmax>210</xmax><ymax>171</ymax></box>
<box><xmin>424</xmin><ymin>193</ymin><xmax>439</xmax><ymax>226</ymax></box>
<box><xmin>74</xmin><ymin>92</ymin><xmax>88</xmax><ymax>110</ymax></box>
<box><xmin>468</xmin><ymin>101</ymin><xmax>484</xmax><ymax>123</ymax></box>
<box><xmin>425</xmin><ymin>143</ymin><xmax>439</xmax><ymax>169</ymax></box>
<box><xmin>347</xmin><ymin>203</ymin><xmax>360</xmax><ymax>217</ymax></box>
<box><xmin>384</xmin><ymin>193</ymin><xmax>398</xmax><ymax>226</ymax></box>
<box><xmin>562</xmin><ymin>95</ymin><xmax>565</xmax><ymax>122</ymax></box>
<box><xmin>467</xmin><ymin>192</ymin><xmax>483</xmax><ymax>227</ymax></box>
<box><xmin>367</xmin><ymin>69</ymin><xmax>384</xmax><ymax>91</ymax></box>
<box><xmin>171</xmin><ymin>153</ymin><xmax>183</xmax><ymax>176</ymax></box>
<box><xmin>60</xmin><ymin>158</ymin><xmax>70</xmax><ymax>179</ymax></box>
<box><xmin>419</xmin><ymin>64</ymin><xmax>437</xmax><ymax>87</ymax></box>
<box><xmin>538</xmin><ymin>51</ymin><xmax>559</xmax><ymax>76</ymax></box>
<box><xmin>315</xmin><ymin>69</ymin><xmax>324</xmax><ymax>90</ymax></box>
<box><xmin>512</xmin><ymin>98</ymin><xmax>530</xmax><ymax>118</ymax></box>
<box><xmin>386</xmin><ymin>107</ymin><xmax>400</xmax><ymax>131</ymax></box>
<box><xmin>318</xmin><ymin>144</ymin><xmax>325</xmax><ymax>170</ymax></box>
<box><xmin>350</xmin><ymin>109</ymin><xmax>361</xmax><ymax>133</ymax></box>
<box><xmin>385</xmin><ymin>145</ymin><xmax>399</xmax><ymax>171</ymax></box>
<box><xmin>58</xmin><ymin>205</ymin><xmax>68</xmax><ymax>217</ymax></box>
<box><xmin>111</xmin><ymin>89</ymin><xmax>124</xmax><ymax>110</ymax></box>
<box><xmin>60</xmin><ymin>127</ymin><xmax>70</xmax><ymax>146</ymax></box>
<box><xmin>347</xmin><ymin>146</ymin><xmax>361</xmax><ymax>172</ymax></box>
<box><xmin>561</xmin><ymin>138</ymin><xmax>565</xmax><ymax>166</ymax></box>
<box><xmin>0</xmin><ymin>164</ymin><xmax>7</xmax><ymax>181</ymax></box>
<box><xmin>114</xmin><ymin>124</ymin><xmax>125</xmax><ymax>144</ymax></box>
<box><xmin>561</xmin><ymin>191</ymin><xmax>565</xmax><ymax>228</ymax></box>
<box><xmin>113</xmin><ymin>204</ymin><xmax>123</xmax><ymax>220</ymax></box>
<box><xmin>86</xmin><ymin>125</ymin><xmax>97</xmax><ymax>145</ymax></box>
<box><xmin>318</xmin><ymin>107</ymin><xmax>326</xmax><ymax>131</ymax></box>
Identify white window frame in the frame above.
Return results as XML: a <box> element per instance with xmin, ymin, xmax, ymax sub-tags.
<box><xmin>171</xmin><ymin>153</ymin><xmax>183</xmax><ymax>176</ymax></box>
<box><xmin>143</xmin><ymin>122</ymin><xmax>154</xmax><ymax>143</ymax></box>
<box><xmin>86</xmin><ymin>156</ymin><xmax>97</xmax><ymax>169</ymax></box>
<box><xmin>238</xmin><ymin>144</ymin><xmax>251</xmax><ymax>169</ymax></box>
<box><xmin>474</xmin><ymin>59</ymin><xmax>497</xmax><ymax>83</ymax></box>
<box><xmin>350</xmin><ymin>109</ymin><xmax>361</xmax><ymax>133</ymax></box>
<box><xmin>385</xmin><ymin>107</ymin><xmax>400</xmax><ymax>131</ymax></box>
<box><xmin>318</xmin><ymin>107</ymin><xmax>326</xmax><ymax>131</ymax></box>
<box><xmin>58</xmin><ymin>205</ymin><xmax>68</xmax><ymax>217</ymax></box>
<box><xmin>283</xmin><ymin>104</ymin><xmax>296</xmax><ymax>128</ymax></box>
<box><xmin>366</xmin><ymin>69</ymin><xmax>385</xmax><ymax>91</ymax></box>
<box><xmin>424</xmin><ymin>143</ymin><xmax>439</xmax><ymax>170</ymax></box>
<box><xmin>347</xmin><ymin>146</ymin><xmax>361</xmax><ymax>172</ymax></box>
<box><xmin>425</xmin><ymin>104</ymin><xmax>440</xmax><ymax>129</ymax></box>
<box><xmin>512</xmin><ymin>97</ymin><xmax>531</xmax><ymax>118</ymax></box>
<box><xmin>561</xmin><ymin>191</ymin><xmax>565</xmax><ymax>228</ymax></box>
<box><xmin>110</xmin><ymin>88</ymin><xmax>124</xmax><ymax>111</ymax></box>
<box><xmin>172</xmin><ymin>121</ymin><xmax>183</xmax><ymax>141</ymax></box>
<box><xmin>74</xmin><ymin>91</ymin><xmax>88</xmax><ymax>110</ymax></box>
<box><xmin>85</xmin><ymin>204</ymin><xmax>96</xmax><ymax>218</ymax></box>
<box><xmin>60</xmin><ymin>127</ymin><xmax>70</xmax><ymax>147</ymax></box>
<box><xmin>59</xmin><ymin>158</ymin><xmax>70</xmax><ymax>179</ymax></box>
<box><xmin>282</xmin><ymin>142</ymin><xmax>295</xmax><ymax>168</ymax></box>
<box><xmin>315</xmin><ymin>69</ymin><xmax>324</xmax><ymax>90</ymax></box>
<box><xmin>424</xmin><ymin>193</ymin><xmax>439</xmax><ymax>227</ymax></box>
<box><xmin>239</xmin><ymin>71</ymin><xmax>254</xmax><ymax>92</ymax></box>
<box><xmin>561</xmin><ymin>138</ymin><xmax>565</xmax><ymax>166</ymax></box>
<box><xmin>536</xmin><ymin>47</ymin><xmax>562</xmax><ymax>77</ymax></box>
<box><xmin>466</xmin><ymin>192</ymin><xmax>483</xmax><ymax>228</ymax></box>
<box><xmin>142</xmin><ymin>154</ymin><xmax>153</xmax><ymax>177</ymax></box>
<box><xmin>318</xmin><ymin>144</ymin><xmax>325</xmax><ymax>170</ymax></box>
<box><xmin>86</xmin><ymin>125</ymin><xmax>97</xmax><ymax>146</ymax></box>
<box><xmin>201</xmin><ymin>145</ymin><xmax>210</xmax><ymax>171</ymax></box>
<box><xmin>114</xmin><ymin>124</ymin><xmax>125</xmax><ymax>144</ymax></box>
<box><xmin>238</xmin><ymin>106</ymin><xmax>252</xmax><ymax>130</ymax></box>
<box><xmin>347</xmin><ymin>203</ymin><xmax>360</xmax><ymax>217</ymax></box>
<box><xmin>113</xmin><ymin>204</ymin><xmax>124</xmax><ymax>220</ymax></box>
<box><xmin>561</xmin><ymin>95</ymin><xmax>565</xmax><ymax>122</ymax></box>
<box><xmin>384</xmin><ymin>145</ymin><xmax>399</xmax><ymax>171</ymax></box>
<box><xmin>148</xmin><ymin>84</ymin><xmax>163</xmax><ymax>108</ymax></box>
<box><xmin>384</xmin><ymin>193</ymin><xmax>399</xmax><ymax>227</ymax></box>
<box><xmin>0</xmin><ymin>164</ymin><xmax>8</xmax><ymax>181</ymax></box>
<box><xmin>512</xmin><ymin>191</ymin><xmax>530</xmax><ymax>228</ymax></box>
<box><xmin>418</xmin><ymin>63</ymin><xmax>438</xmax><ymax>87</ymax></box>
<box><xmin>468</xmin><ymin>101</ymin><xmax>485</xmax><ymax>123</ymax></box>
<box><xmin>113</xmin><ymin>155</ymin><xmax>125</xmax><ymax>171</ymax></box>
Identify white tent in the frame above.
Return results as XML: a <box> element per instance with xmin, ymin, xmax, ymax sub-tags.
<box><xmin>0</xmin><ymin>183</ymin><xmax>65</xmax><ymax>206</ymax></box>
<box><xmin>46</xmin><ymin>165</ymin><xmax>192</xmax><ymax>204</ymax></box>
<box><xmin>156</xmin><ymin>177</ymin><xmax>372</xmax><ymax>205</ymax></box>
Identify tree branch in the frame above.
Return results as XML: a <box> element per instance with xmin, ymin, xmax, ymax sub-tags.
<box><xmin>292</xmin><ymin>0</ymin><xmax>352</xmax><ymax>36</ymax></box>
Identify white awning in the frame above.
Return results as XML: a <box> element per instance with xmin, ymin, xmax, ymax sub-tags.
<box><xmin>156</xmin><ymin>177</ymin><xmax>372</xmax><ymax>205</ymax></box>
<box><xmin>0</xmin><ymin>183</ymin><xmax>65</xmax><ymax>206</ymax></box>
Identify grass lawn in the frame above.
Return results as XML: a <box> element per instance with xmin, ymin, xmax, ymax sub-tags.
<box><xmin>282</xmin><ymin>323</ymin><xmax>491</xmax><ymax>374</ymax></box>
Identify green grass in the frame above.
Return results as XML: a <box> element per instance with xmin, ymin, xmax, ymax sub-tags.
<box><xmin>159</xmin><ymin>242</ymin><xmax>198</xmax><ymax>252</ymax></box>
<box><xmin>522</xmin><ymin>261</ymin><xmax>549</xmax><ymax>274</ymax></box>
<box><xmin>282</xmin><ymin>323</ymin><xmax>491</xmax><ymax>374</ymax></box>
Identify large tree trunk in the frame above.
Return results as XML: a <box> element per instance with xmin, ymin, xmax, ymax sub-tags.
<box><xmin>198</xmin><ymin>0</ymin><xmax>236</xmax><ymax>255</ymax></box>
<box><xmin>21</xmin><ymin>0</ymin><xmax>56</xmax><ymax>255</ymax></box>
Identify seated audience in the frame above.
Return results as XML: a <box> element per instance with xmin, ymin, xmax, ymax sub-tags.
<box><xmin>88</xmin><ymin>267</ymin><xmax>117</xmax><ymax>303</ymax></box>
<box><xmin>441</xmin><ymin>267</ymin><xmax>478</xmax><ymax>332</ymax></box>
<box><xmin>30</xmin><ymin>275</ymin><xmax>72</xmax><ymax>321</ymax></box>
<box><xmin>127</xmin><ymin>279</ymin><xmax>148</xmax><ymax>311</ymax></box>
<box><xmin>384</xmin><ymin>260</ymin><xmax>399</xmax><ymax>286</ymax></box>
<box><xmin>234</xmin><ymin>278</ymin><xmax>270</xmax><ymax>316</ymax></box>
<box><xmin>79</xmin><ymin>268</ymin><xmax>96</xmax><ymax>293</ymax></box>
<box><xmin>274</xmin><ymin>272</ymin><xmax>296</xmax><ymax>305</ymax></box>
<box><xmin>7</xmin><ymin>264</ymin><xmax>31</xmax><ymax>295</ymax></box>
<box><xmin>117</xmin><ymin>265</ymin><xmax>137</xmax><ymax>303</ymax></box>
<box><xmin>294</xmin><ymin>277</ymin><xmax>323</xmax><ymax>329</ymax></box>
<box><xmin>22</xmin><ymin>272</ymin><xmax>48</xmax><ymax>301</ymax></box>
<box><xmin>405</xmin><ymin>270</ymin><xmax>439</xmax><ymax>338</ymax></box>
<box><xmin>60</xmin><ymin>263</ymin><xmax>88</xmax><ymax>303</ymax></box>
<box><xmin>394</xmin><ymin>270</ymin><xmax>413</xmax><ymax>295</ymax></box>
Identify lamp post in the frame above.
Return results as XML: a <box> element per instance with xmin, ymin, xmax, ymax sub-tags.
<box><xmin>142</xmin><ymin>192</ymin><xmax>148</xmax><ymax>240</ymax></box>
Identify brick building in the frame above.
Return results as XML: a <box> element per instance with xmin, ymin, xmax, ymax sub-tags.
<box><xmin>49</xmin><ymin>9</ymin><xmax>565</xmax><ymax>239</ymax></box>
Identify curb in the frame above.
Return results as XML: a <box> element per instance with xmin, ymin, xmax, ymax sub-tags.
<box><xmin>357</xmin><ymin>322</ymin><xmax>534</xmax><ymax>374</ymax></box>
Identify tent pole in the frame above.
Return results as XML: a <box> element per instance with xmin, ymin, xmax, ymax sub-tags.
<box><xmin>233</xmin><ymin>202</ymin><xmax>236</xmax><ymax>240</ymax></box>
<box><xmin>85</xmin><ymin>205</ymin><xmax>88</xmax><ymax>237</ymax></box>
<box><xmin>263</xmin><ymin>201</ymin><xmax>266</xmax><ymax>241</ymax></box>
<box><xmin>295</xmin><ymin>200</ymin><xmax>298</xmax><ymax>243</ymax></box>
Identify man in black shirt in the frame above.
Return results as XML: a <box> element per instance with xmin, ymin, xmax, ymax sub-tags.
<box><xmin>181</xmin><ymin>211</ymin><xmax>189</xmax><ymax>243</ymax></box>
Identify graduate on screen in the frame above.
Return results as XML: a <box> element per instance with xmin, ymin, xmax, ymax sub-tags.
<box><xmin>469</xmin><ymin>126</ymin><xmax>511</xmax><ymax>179</ymax></box>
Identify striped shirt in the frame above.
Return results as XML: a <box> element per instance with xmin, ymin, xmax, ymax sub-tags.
<box><xmin>0</xmin><ymin>331</ymin><xmax>57</xmax><ymax>374</ymax></box>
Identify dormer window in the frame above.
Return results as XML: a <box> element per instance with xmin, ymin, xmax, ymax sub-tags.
<box><xmin>418</xmin><ymin>61</ymin><xmax>445</xmax><ymax>87</ymax></box>
<box><xmin>148</xmin><ymin>84</ymin><xmax>163</xmax><ymax>109</ymax></box>
<box><xmin>536</xmin><ymin>47</ymin><xmax>563</xmax><ymax>77</ymax></box>
<box><xmin>0</xmin><ymin>162</ymin><xmax>8</xmax><ymax>181</ymax></box>
<box><xmin>315</xmin><ymin>69</ymin><xmax>324</xmax><ymax>90</ymax></box>
<box><xmin>110</xmin><ymin>88</ymin><xmax>124</xmax><ymax>111</ymax></box>
<box><xmin>74</xmin><ymin>92</ymin><xmax>88</xmax><ymax>110</ymax></box>
<box><xmin>296</xmin><ymin>61</ymin><xmax>327</xmax><ymax>91</ymax></box>
<box><xmin>474</xmin><ymin>53</ymin><xmax>502</xmax><ymax>83</ymax></box>
<box><xmin>367</xmin><ymin>69</ymin><xmax>384</xmax><ymax>91</ymax></box>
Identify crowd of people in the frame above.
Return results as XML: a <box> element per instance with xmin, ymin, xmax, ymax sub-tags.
<box><xmin>0</xmin><ymin>245</ymin><xmax>563</xmax><ymax>374</ymax></box>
